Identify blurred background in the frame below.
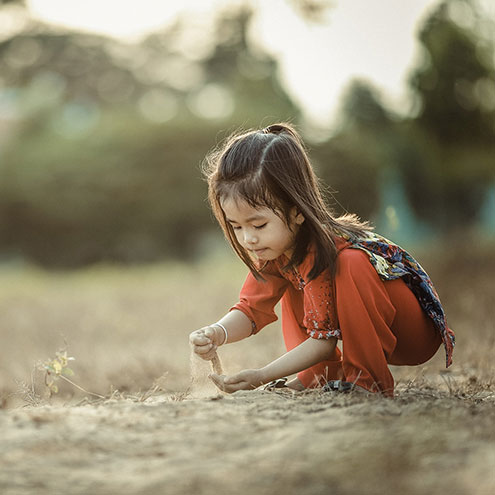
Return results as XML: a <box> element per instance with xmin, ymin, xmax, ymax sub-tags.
<box><xmin>1</xmin><ymin>0</ymin><xmax>494</xmax><ymax>267</ymax></box>
<box><xmin>0</xmin><ymin>0</ymin><xmax>494</xmax><ymax>402</ymax></box>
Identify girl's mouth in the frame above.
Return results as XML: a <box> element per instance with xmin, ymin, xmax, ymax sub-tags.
<box><xmin>253</xmin><ymin>248</ymin><xmax>267</xmax><ymax>256</ymax></box>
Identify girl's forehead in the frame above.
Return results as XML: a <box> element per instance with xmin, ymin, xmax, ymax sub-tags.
<box><xmin>221</xmin><ymin>197</ymin><xmax>275</xmax><ymax>220</ymax></box>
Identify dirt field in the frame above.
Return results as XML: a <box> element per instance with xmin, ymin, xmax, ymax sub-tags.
<box><xmin>1</xmin><ymin>385</ymin><xmax>494</xmax><ymax>495</ymax></box>
<box><xmin>0</xmin><ymin>241</ymin><xmax>494</xmax><ymax>495</ymax></box>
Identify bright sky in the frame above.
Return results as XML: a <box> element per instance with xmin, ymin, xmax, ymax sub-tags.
<box><xmin>27</xmin><ymin>0</ymin><xmax>441</xmax><ymax>130</ymax></box>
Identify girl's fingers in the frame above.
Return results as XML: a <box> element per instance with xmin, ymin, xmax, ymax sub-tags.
<box><xmin>193</xmin><ymin>344</ymin><xmax>218</xmax><ymax>361</ymax></box>
<box><xmin>193</xmin><ymin>342</ymin><xmax>215</xmax><ymax>353</ymax></box>
<box><xmin>209</xmin><ymin>373</ymin><xmax>251</xmax><ymax>393</ymax></box>
<box><xmin>201</xmin><ymin>349</ymin><xmax>218</xmax><ymax>360</ymax></box>
<box><xmin>193</xmin><ymin>344</ymin><xmax>207</xmax><ymax>354</ymax></box>
<box><xmin>223</xmin><ymin>381</ymin><xmax>250</xmax><ymax>393</ymax></box>
<box><xmin>224</xmin><ymin>371</ymin><xmax>247</xmax><ymax>384</ymax></box>
<box><xmin>190</xmin><ymin>334</ymin><xmax>211</xmax><ymax>346</ymax></box>
<box><xmin>204</xmin><ymin>327</ymin><xmax>217</xmax><ymax>339</ymax></box>
<box><xmin>209</xmin><ymin>373</ymin><xmax>227</xmax><ymax>391</ymax></box>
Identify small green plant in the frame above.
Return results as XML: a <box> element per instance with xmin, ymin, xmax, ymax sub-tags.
<box><xmin>40</xmin><ymin>349</ymin><xmax>104</xmax><ymax>399</ymax></box>
<box><xmin>41</xmin><ymin>350</ymin><xmax>76</xmax><ymax>396</ymax></box>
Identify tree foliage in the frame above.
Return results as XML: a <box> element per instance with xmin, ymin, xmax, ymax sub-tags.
<box><xmin>410</xmin><ymin>1</ymin><xmax>495</xmax><ymax>145</ymax></box>
<box><xmin>0</xmin><ymin>6</ymin><xmax>298</xmax><ymax>266</ymax></box>
<box><xmin>405</xmin><ymin>0</ymin><xmax>495</xmax><ymax>226</ymax></box>
<box><xmin>313</xmin><ymin>0</ymin><xmax>495</xmax><ymax>232</ymax></box>
<box><xmin>0</xmin><ymin>0</ymin><xmax>493</xmax><ymax>267</ymax></box>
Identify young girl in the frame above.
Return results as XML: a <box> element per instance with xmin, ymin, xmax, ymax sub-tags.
<box><xmin>189</xmin><ymin>123</ymin><xmax>455</xmax><ymax>396</ymax></box>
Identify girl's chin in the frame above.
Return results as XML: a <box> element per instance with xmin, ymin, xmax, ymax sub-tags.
<box><xmin>253</xmin><ymin>249</ymin><xmax>271</xmax><ymax>259</ymax></box>
<box><xmin>255</xmin><ymin>250</ymin><xmax>283</xmax><ymax>261</ymax></box>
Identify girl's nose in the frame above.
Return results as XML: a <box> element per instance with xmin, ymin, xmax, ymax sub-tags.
<box><xmin>244</xmin><ymin>231</ymin><xmax>258</xmax><ymax>245</ymax></box>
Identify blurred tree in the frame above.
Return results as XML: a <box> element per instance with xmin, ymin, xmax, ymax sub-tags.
<box><xmin>406</xmin><ymin>0</ymin><xmax>495</xmax><ymax>228</ymax></box>
<box><xmin>310</xmin><ymin>80</ymin><xmax>391</xmax><ymax>221</ymax></box>
<box><xmin>311</xmin><ymin>0</ymin><xmax>495</xmax><ymax>236</ymax></box>
<box><xmin>411</xmin><ymin>0</ymin><xmax>495</xmax><ymax>145</ymax></box>
<box><xmin>0</xmin><ymin>6</ymin><xmax>299</xmax><ymax>267</ymax></box>
<box><xmin>340</xmin><ymin>80</ymin><xmax>392</xmax><ymax>128</ymax></box>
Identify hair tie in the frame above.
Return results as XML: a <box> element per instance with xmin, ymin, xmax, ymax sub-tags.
<box><xmin>262</xmin><ymin>124</ymin><xmax>285</xmax><ymax>135</ymax></box>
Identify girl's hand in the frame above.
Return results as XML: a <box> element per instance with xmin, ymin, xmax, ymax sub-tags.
<box><xmin>189</xmin><ymin>326</ymin><xmax>225</xmax><ymax>361</ymax></box>
<box><xmin>209</xmin><ymin>369</ymin><xmax>264</xmax><ymax>393</ymax></box>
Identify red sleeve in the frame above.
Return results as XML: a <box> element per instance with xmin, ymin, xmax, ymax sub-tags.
<box><xmin>231</xmin><ymin>262</ymin><xmax>289</xmax><ymax>334</ymax></box>
<box><xmin>298</xmin><ymin>250</ymin><xmax>341</xmax><ymax>340</ymax></box>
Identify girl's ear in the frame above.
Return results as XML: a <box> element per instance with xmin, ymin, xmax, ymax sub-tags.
<box><xmin>290</xmin><ymin>207</ymin><xmax>305</xmax><ymax>225</ymax></box>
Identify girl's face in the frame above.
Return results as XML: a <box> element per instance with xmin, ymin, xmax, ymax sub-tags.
<box><xmin>221</xmin><ymin>197</ymin><xmax>304</xmax><ymax>261</ymax></box>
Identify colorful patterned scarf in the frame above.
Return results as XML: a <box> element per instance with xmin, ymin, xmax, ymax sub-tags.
<box><xmin>343</xmin><ymin>232</ymin><xmax>455</xmax><ymax>367</ymax></box>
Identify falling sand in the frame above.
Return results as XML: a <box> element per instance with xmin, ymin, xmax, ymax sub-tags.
<box><xmin>189</xmin><ymin>349</ymin><xmax>224</xmax><ymax>397</ymax></box>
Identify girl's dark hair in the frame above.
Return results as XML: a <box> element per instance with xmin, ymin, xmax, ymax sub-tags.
<box><xmin>203</xmin><ymin>122</ymin><xmax>371</xmax><ymax>281</ymax></box>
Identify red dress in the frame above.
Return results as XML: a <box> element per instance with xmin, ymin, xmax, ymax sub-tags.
<box><xmin>232</xmin><ymin>237</ymin><xmax>443</xmax><ymax>395</ymax></box>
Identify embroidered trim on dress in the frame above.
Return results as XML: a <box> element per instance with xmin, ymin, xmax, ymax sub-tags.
<box><xmin>309</xmin><ymin>328</ymin><xmax>342</xmax><ymax>340</ymax></box>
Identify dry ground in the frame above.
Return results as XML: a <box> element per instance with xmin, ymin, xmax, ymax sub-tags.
<box><xmin>1</xmin><ymin>387</ymin><xmax>494</xmax><ymax>495</ymax></box>
<box><xmin>0</xmin><ymin>240</ymin><xmax>494</xmax><ymax>495</ymax></box>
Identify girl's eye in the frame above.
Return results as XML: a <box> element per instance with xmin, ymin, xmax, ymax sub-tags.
<box><xmin>231</xmin><ymin>225</ymin><xmax>242</xmax><ymax>230</ymax></box>
<box><xmin>254</xmin><ymin>223</ymin><xmax>267</xmax><ymax>230</ymax></box>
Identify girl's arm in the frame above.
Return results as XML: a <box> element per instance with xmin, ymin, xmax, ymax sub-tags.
<box><xmin>216</xmin><ymin>309</ymin><xmax>254</xmax><ymax>343</ymax></box>
<box><xmin>210</xmin><ymin>337</ymin><xmax>337</xmax><ymax>393</ymax></box>
<box><xmin>192</xmin><ymin>265</ymin><xmax>288</xmax><ymax>360</ymax></box>
<box><xmin>259</xmin><ymin>337</ymin><xmax>337</xmax><ymax>384</ymax></box>
<box><xmin>189</xmin><ymin>309</ymin><xmax>253</xmax><ymax>360</ymax></box>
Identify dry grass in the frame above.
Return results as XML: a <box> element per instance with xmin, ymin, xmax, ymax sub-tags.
<box><xmin>0</xmin><ymin>250</ymin><xmax>286</xmax><ymax>405</ymax></box>
<box><xmin>0</xmin><ymin>239</ymin><xmax>494</xmax><ymax>495</ymax></box>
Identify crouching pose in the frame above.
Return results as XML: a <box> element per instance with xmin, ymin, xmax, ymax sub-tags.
<box><xmin>189</xmin><ymin>123</ymin><xmax>454</xmax><ymax>396</ymax></box>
